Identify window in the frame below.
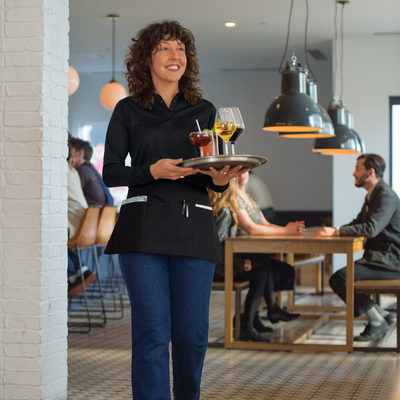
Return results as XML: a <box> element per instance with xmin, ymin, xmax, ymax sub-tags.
<box><xmin>390</xmin><ymin>97</ymin><xmax>400</xmax><ymax>197</ymax></box>
<box><xmin>80</xmin><ymin>124</ymin><xmax>130</xmax><ymax>203</ymax></box>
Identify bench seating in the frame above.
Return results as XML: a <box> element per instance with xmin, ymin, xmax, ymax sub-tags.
<box><xmin>353</xmin><ymin>280</ymin><xmax>400</xmax><ymax>353</ymax></box>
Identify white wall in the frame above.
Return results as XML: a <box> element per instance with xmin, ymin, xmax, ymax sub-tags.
<box><xmin>333</xmin><ymin>35</ymin><xmax>400</xmax><ymax>269</ymax></box>
<box><xmin>0</xmin><ymin>0</ymin><xmax>69</xmax><ymax>398</ymax></box>
<box><xmin>69</xmin><ymin>63</ymin><xmax>333</xmax><ymax>212</ymax></box>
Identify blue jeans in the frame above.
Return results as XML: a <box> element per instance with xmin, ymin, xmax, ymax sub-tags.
<box><xmin>119</xmin><ymin>252</ymin><xmax>215</xmax><ymax>400</ymax></box>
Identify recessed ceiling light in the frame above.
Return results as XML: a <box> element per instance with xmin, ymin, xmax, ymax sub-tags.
<box><xmin>225</xmin><ymin>22</ymin><xmax>236</xmax><ymax>27</ymax></box>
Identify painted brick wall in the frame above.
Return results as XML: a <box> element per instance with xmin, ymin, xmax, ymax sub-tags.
<box><xmin>0</xmin><ymin>0</ymin><xmax>69</xmax><ymax>398</ymax></box>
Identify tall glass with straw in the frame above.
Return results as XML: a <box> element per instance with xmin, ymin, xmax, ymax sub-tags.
<box><xmin>188</xmin><ymin>119</ymin><xmax>212</xmax><ymax>157</ymax></box>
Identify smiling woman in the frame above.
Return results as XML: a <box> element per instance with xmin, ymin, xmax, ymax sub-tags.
<box><xmin>102</xmin><ymin>19</ymin><xmax>248</xmax><ymax>400</ymax></box>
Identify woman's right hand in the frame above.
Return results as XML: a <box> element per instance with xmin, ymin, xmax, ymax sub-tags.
<box><xmin>285</xmin><ymin>221</ymin><xmax>305</xmax><ymax>235</ymax></box>
<box><xmin>150</xmin><ymin>158</ymin><xmax>200</xmax><ymax>180</ymax></box>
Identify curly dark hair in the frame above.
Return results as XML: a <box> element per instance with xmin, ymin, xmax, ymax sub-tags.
<box><xmin>357</xmin><ymin>153</ymin><xmax>386</xmax><ymax>179</ymax></box>
<box><xmin>125</xmin><ymin>20</ymin><xmax>203</xmax><ymax>110</ymax></box>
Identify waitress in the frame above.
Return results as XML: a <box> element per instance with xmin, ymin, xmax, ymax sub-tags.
<box><xmin>103</xmin><ymin>20</ymin><xmax>248</xmax><ymax>400</ymax></box>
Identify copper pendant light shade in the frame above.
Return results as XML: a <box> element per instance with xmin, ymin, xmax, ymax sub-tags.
<box><xmin>68</xmin><ymin>65</ymin><xmax>80</xmax><ymax>96</ymax></box>
<box><xmin>100</xmin><ymin>15</ymin><xmax>127</xmax><ymax>111</ymax></box>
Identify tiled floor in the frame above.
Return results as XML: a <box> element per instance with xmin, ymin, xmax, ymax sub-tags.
<box><xmin>68</xmin><ymin>290</ymin><xmax>400</xmax><ymax>399</ymax></box>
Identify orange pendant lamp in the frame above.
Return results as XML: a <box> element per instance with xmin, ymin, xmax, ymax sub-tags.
<box><xmin>68</xmin><ymin>65</ymin><xmax>80</xmax><ymax>96</ymax></box>
<box><xmin>100</xmin><ymin>15</ymin><xmax>127</xmax><ymax>111</ymax></box>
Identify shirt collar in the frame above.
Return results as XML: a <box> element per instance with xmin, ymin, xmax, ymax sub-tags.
<box><xmin>154</xmin><ymin>91</ymin><xmax>183</xmax><ymax>110</ymax></box>
<box><xmin>366</xmin><ymin>181</ymin><xmax>378</xmax><ymax>201</ymax></box>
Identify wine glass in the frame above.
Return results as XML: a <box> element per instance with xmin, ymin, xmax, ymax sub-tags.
<box><xmin>189</xmin><ymin>131</ymin><xmax>212</xmax><ymax>157</ymax></box>
<box><xmin>229</xmin><ymin>107</ymin><xmax>245</xmax><ymax>155</ymax></box>
<box><xmin>214</xmin><ymin>108</ymin><xmax>236</xmax><ymax>155</ymax></box>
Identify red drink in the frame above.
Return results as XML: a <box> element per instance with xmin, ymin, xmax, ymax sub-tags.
<box><xmin>189</xmin><ymin>132</ymin><xmax>212</xmax><ymax>147</ymax></box>
<box><xmin>203</xmin><ymin>134</ymin><xmax>219</xmax><ymax>156</ymax></box>
<box><xmin>229</xmin><ymin>127</ymin><xmax>244</xmax><ymax>143</ymax></box>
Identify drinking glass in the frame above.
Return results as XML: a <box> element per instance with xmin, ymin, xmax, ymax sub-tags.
<box><xmin>214</xmin><ymin>108</ymin><xmax>236</xmax><ymax>155</ymax></box>
<box><xmin>203</xmin><ymin>129</ymin><xmax>219</xmax><ymax>156</ymax></box>
<box><xmin>229</xmin><ymin>107</ymin><xmax>245</xmax><ymax>155</ymax></box>
<box><xmin>189</xmin><ymin>131</ymin><xmax>212</xmax><ymax>157</ymax></box>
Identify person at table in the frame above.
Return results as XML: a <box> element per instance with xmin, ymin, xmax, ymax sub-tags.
<box><xmin>209</xmin><ymin>176</ymin><xmax>303</xmax><ymax>342</ymax></box>
<box><xmin>314</xmin><ymin>154</ymin><xmax>400</xmax><ymax>341</ymax></box>
<box><xmin>245</xmin><ymin>170</ymin><xmax>275</xmax><ymax>222</ymax></box>
<box><xmin>102</xmin><ymin>20</ymin><xmax>248</xmax><ymax>400</ymax></box>
<box><xmin>68</xmin><ymin>137</ymin><xmax>114</xmax><ymax>206</ymax></box>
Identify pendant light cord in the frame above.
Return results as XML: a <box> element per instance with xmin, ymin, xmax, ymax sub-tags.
<box><xmin>278</xmin><ymin>0</ymin><xmax>294</xmax><ymax>73</ymax></box>
<box><xmin>333</xmin><ymin>1</ymin><xmax>338</xmax><ymax>99</ymax></box>
<box><xmin>340</xmin><ymin>2</ymin><xmax>345</xmax><ymax>102</ymax></box>
<box><xmin>112</xmin><ymin>17</ymin><xmax>116</xmax><ymax>82</ymax></box>
<box><xmin>304</xmin><ymin>0</ymin><xmax>317</xmax><ymax>82</ymax></box>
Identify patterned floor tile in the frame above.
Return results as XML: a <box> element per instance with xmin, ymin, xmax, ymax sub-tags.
<box><xmin>68</xmin><ymin>291</ymin><xmax>400</xmax><ymax>399</ymax></box>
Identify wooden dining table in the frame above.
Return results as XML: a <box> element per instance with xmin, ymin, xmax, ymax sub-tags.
<box><xmin>223</xmin><ymin>232</ymin><xmax>365</xmax><ymax>352</ymax></box>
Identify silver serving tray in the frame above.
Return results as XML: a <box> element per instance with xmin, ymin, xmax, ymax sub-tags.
<box><xmin>177</xmin><ymin>154</ymin><xmax>267</xmax><ymax>170</ymax></box>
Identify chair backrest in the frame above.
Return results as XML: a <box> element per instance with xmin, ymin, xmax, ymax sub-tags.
<box><xmin>68</xmin><ymin>206</ymin><xmax>101</xmax><ymax>249</ymax></box>
<box><xmin>96</xmin><ymin>205</ymin><xmax>117</xmax><ymax>245</ymax></box>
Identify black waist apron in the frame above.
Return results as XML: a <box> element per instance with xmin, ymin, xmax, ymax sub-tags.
<box><xmin>105</xmin><ymin>180</ymin><xmax>223</xmax><ymax>263</ymax></box>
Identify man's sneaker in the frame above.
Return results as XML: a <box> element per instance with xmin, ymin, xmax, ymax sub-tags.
<box><xmin>384</xmin><ymin>313</ymin><xmax>396</xmax><ymax>327</ymax></box>
<box><xmin>354</xmin><ymin>320</ymin><xmax>389</xmax><ymax>342</ymax></box>
<box><xmin>68</xmin><ymin>270</ymin><xmax>96</xmax><ymax>297</ymax></box>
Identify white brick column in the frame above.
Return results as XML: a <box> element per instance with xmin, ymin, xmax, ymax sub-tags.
<box><xmin>0</xmin><ymin>0</ymin><xmax>69</xmax><ymax>399</ymax></box>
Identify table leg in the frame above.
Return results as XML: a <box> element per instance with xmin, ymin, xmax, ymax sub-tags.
<box><xmin>287</xmin><ymin>253</ymin><xmax>294</xmax><ymax>308</ymax></box>
<box><xmin>224</xmin><ymin>240</ymin><xmax>234</xmax><ymax>347</ymax></box>
<box><xmin>346</xmin><ymin>244</ymin><xmax>355</xmax><ymax>352</ymax></box>
<box><xmin>316</xmin><ymin>263</ymin><xmax>322</xmax><ymax>293</ymax></box>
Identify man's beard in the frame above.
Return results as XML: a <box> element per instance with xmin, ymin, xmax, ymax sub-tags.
<box><xmin>355</xmin><ymin>171</ymin><xmax>368</xmax><ymax>187</ymax></box>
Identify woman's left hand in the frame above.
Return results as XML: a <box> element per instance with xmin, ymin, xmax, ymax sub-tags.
<box><xmin>201</xmin><ymin>165</ymin><xmax>250</xmax><ymax>186</ymax></box>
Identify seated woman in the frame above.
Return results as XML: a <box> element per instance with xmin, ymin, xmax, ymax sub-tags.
<box><xmin>209</xmin><ymin>175</ymin><xmax>304</xmax><ymax>342</ymax></box>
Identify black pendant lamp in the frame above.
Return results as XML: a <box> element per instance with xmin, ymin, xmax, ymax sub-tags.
<box><xmin>313</xmin><ymin>101</ymin><xmax>359</xmax><ymax>155</ymax></box>
<box><xmin>306</xmin><ymin>79</ymin><xmax>335</xmax><ymax>137</ymax></box>
<box><xmin>263</xmin><ymin>55</ymin><xmax>325</xmax><ymax>137</ymax></box>
<box><xmin>346</xmin><ymin>110</ymin><xmax>365</xmax><ymax>154</ymax></box>
<box><xmin>312</xmin><ymin>1</ymin><xmax>365</xmax><ymax>156</ymax></box>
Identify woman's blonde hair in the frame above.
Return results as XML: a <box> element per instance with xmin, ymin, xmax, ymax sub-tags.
<box><xmin>208</xmin><ymin>179</ymin><xmax>239</xmax><ymax>222</ymax></box>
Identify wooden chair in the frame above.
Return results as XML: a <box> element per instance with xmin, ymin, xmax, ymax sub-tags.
<box><xmin>353</xmin><ymin>280</ymin><xmax>400</xmax><ymax>353</ymax></box>
<box><xmin>68</xmin><ymin>205</ymin><xmax>106</xmax><ymax>332</ymax></box>
<box><xmin>211</xmin><ymin>280</ymin><xmax>250</xmax><ymax>344</ymax></box>
<box><xmin>292</xmin><ymin>254</ymin><xmax>326</xmax><ymax>298</ymax></box>
<box><xmin>92</xmin><ymin>205</ymin><xmax>125</xmax><ymax>319</ymax></box>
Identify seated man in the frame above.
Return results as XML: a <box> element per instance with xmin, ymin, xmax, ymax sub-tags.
<box><xmin>314</xmin><ymin>153</ymin><xmax>400</xmax><ymax>341</ymax></box>
<box><xmin>68</xmin><ymin>137</ymin><xmax>114</xmax><ymax>206</ymax></box>
<box><xmin>68</xmin><ymin>163</ymin><xmax>96</xmax><ymax>296</ymax></box>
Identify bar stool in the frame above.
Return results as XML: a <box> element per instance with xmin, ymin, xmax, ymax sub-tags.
<box><xmin>68</xmin><ymin>205</ymin><xmax>106</xmax><ymax>332</ymax></box>
<box><xmin>94</xmin><ymin>205</ymin><xmax>125</xmax><ymax>319</ymax></box>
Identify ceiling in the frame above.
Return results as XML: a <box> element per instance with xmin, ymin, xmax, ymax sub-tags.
<box><xmin>69</xmin><ymin>0</ymin><xmax>400</xmax><ymax>76</ymax></box>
